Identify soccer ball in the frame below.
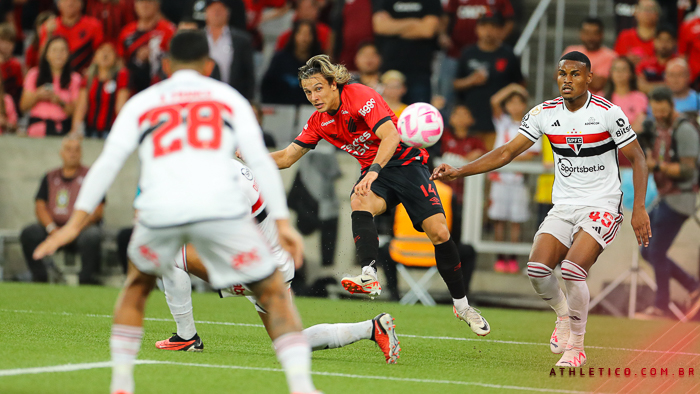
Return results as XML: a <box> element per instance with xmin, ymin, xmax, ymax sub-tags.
<box><xmin>396</xmin><ymin>103</ymin><xmax>444</xmax><ymax>148</ymax></box>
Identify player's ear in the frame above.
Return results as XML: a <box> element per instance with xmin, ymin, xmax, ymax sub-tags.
<box><xmin>162</xmin><ymin>58</ymin><xmax>172</xmax><ymax>77</ymax></box>
<box><xmin>587</xmin><ymin>69</ymin><xmax>593</xmax><ymax>84</ymax></box>
<box><xmin>331</xmin><ymin>80</ymin><xmax>337</xmax><ymax>91</ymax></box>
<box><xmin>203</xmin><ymin>58</ymin><xmax>215</xmax><ymax>77</ymax></box>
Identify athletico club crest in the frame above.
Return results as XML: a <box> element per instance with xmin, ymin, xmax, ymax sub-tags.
<box><xmin>566</xmin><ymin>136</ymin><xmax>583</xmax><ymax>155</ymax></box>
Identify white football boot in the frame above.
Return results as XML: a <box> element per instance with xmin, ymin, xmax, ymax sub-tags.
<box><xmin>453</xmin><ymin>305</ymin><xmax>491</xmax><ymax>336</ymax></box>
<box><xmin>550</xmin><ymin>316</ymin><xmax>570</xmax><ymax>354</ymax></box>
<box><xmin>341</xmin><ymin>261</ymin><xmax>382</xmax><ymax>298</ymax></box>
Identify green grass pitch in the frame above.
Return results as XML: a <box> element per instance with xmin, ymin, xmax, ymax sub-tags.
<box><xmin>1</xmin><ymin>283</ymin><xmax>699</xmax><ymax>393</ymax></box>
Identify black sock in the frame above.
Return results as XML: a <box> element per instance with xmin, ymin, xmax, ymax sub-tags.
<box><xmin>434</xmin><ymin>237</ymin><xmax>466</xmax><ymax>299</ymax></box>
<box><xmin>351</xmin><ymin>211</ymin><xmax>378</xmax><ymax>266</ymax></box>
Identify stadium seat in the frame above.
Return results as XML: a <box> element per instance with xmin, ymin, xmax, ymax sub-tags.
<box><xmin>390</xmin><ymin>181</ymin><xmax>453</xmax><ymax>306</ymax></box>
<box><xmin>261</xmin><ymin>105</ymin><xmax>297</xmax><ymax>147</ymax></box>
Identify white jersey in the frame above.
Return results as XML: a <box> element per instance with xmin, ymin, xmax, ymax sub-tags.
<box><xmin>74</xmin><ymin>69</ymin><xmax>289</xmax><ymax>227</ymax></box>
<box><xmin>493</xmin><ymin>114</ymin><xmax>541</xmax><ymax>184</ymax></box>
<box><xmin>518</xmin><ymin>92</ymin><xmax>637</xmax><ymax>212</ymax></box>
<box><xmin>233</xmin><ymin>160</ymin><xmax>291</xmax><ymax>271</ymax></box>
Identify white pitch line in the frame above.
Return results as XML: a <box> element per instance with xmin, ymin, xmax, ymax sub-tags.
<box><xmin>0</xmin><ymin>360</ymin><xmax>598</xmax><ymax>394</ymax></box>
<box><xmin>4</xmin><ymin>308</ymin><xmax>700</xmax><ymax>357</ymax></box>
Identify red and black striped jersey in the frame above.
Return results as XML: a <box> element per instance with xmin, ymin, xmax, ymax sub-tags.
<box><xmin>83</xmin><ymin>68</ymin><xmax>130</xmax><ymax>133</ymax></box>
<box><xmin>0</xmin><ymin>58</ymin><xmax>24</xmax><ymax>107</ymax></box>
<box><xmin>294</xmin><ymin>83</ymin><xmax>427</xmax><ymax>170</ymax></box>
<box><xmin>118</xmin><ymin>19</ymin><xmax>175</xmax><ymax>61</ymax></box>
<box><xmin>85</xmin><ymin>0</ymin><xmax>136</xmax><ymax>44</ymax></box>
<box><xmin>39</xmin><ymin>16</ymin><xmax>105</xmax><ymax>73</ymax></box>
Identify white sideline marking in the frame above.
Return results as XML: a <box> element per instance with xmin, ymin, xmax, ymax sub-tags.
<box><xmin>0</xmin><ymin>360</ymin><xmax>596</xmax><ymax>393</ymax></box>
<box><xmin>4</xmin><ymin>308</ymin><xmax>700</xmax><ymax>357</ymax></box>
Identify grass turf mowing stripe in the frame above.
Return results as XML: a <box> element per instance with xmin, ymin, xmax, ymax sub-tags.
<box><xmin>4</xmin><ymin>308</ymin><xmax>700</xmax><ymax>357</ymax></box>
<box><xmin>0</xmin><ymin>360</ymin><xmax>599</xmax><ymax>393</ymax></box>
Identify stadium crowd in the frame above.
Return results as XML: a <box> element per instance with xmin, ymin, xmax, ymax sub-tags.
<box><xmin>1</xmin><ymin>0</ymin><xmax>699</xmax><ymax>318</ymax></box>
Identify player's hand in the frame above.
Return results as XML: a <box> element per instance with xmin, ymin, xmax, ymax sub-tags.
<box><xmin>354</xmin><ymin>171</ymin><xmax>378</xmax><ymax>197</ymax></box>
<box><xmin>276</xmin><ymin>219</ymin><xmax>304</xmax><ymax>269</ymax></box>
<box><xmin>631</xmin><ymin>207</ymin><xmax>652</xmax><ymax>247</ymax></box>
<box><xmin>33</xmin><ymin>225</ymin><xmax>81</xmax><ymax>260</ymax></box>
<box><xmin>430</xmin><ymin>164</ymin><xmax>460</xmax><ymax>182</ymax></box>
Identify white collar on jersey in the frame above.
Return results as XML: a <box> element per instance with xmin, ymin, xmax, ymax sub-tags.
<box><xmin>171</xmin><ymin>69</ymin><xmax>204</xmax><ymax>79</ymax></box>
<box><xmin>562</xmin><ymin>91</ymin><xmax>592</xmax><ymax>113</ymax></box>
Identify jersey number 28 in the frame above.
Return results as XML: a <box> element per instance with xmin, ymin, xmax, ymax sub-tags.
<box><xmin>147</xmin><ymin>101</ymin><xmax>224</xmax><ymax>158</ymax></box>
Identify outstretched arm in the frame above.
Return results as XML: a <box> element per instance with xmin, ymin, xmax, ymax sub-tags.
<box><xmin>270</xmin><ymin>142</ymin><xmax>311</xmax><ymax>169</ymax></box>
<box><xmin>431</xmin><ymin>133</ymin><xmax>534</xmax><ymax>181</ymax></box>
<box><xmin>620</xmin><ymin>140</ymin><xmax>651</xmax><ymax>247</ymax></box>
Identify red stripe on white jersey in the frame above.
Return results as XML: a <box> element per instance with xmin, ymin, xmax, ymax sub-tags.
<box><xmin>546</xmin><ymin>131</ymin><xmax>611</xmax><ymax>144</ymax></box>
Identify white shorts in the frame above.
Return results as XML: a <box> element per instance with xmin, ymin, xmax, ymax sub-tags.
<box><xmin>128</xmin><ymin>218</ymin><xmax>277</xmax><ymax>290</ymax></box>
<box><xmin>534</xmin><ymin>204</ymin><xmax>624</xmax><ymax>250</ymax></box>
<box><xmin>488</xmin><ymin>181</ymin><xmax>530</xmax><ymax>223</ymax></box>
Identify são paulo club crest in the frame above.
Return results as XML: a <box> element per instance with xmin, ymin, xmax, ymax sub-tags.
<box><xmin>566</xmin><ymin>136</ymin><xmax>583</xmax><ymax>155</ymax></box>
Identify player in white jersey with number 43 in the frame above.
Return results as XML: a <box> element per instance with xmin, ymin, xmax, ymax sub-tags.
<box><xmin>432</xmin><ymin>51</ymin><xmax>651</xmax><ymax>367</ymax></box>
<box><xmin>33</xmin><ymin>31</ymin><xmax>319</xmax><ymax>394</ymax></box>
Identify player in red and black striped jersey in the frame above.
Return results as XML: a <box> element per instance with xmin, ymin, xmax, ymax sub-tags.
<box><xmin>39</xmin><ymin>0</ymin><xmax>104</xmax><ymax>74</ymax></box>
<box><xmin>270</xmin><ymin>55</ymin><xmax>491</xmax><ymax>336</ymax></box>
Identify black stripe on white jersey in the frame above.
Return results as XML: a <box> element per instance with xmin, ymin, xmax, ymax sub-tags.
<box><xmin>519</xmin><ymin>127</ymin><xmax>538</xmax><ymax>141</ymax></box>
<box><xmin>551</xmin><ymin>140</ymin><xmax>617</xmax><ymax>157</ymax></box>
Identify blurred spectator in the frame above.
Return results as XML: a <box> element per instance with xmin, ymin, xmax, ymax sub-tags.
<box><xmin>20</xmin><ymin>136</ymin><xmax>104</xmax><ymax>284</ymax></box>
<box><xmin>436</xmin><ymin>103</ymin><xmax>485</xmax><ymax>243</ymax></box>
<box><xmin>454</xmin><ymin>13</ymin><xmax>524</xmax><ymax>150</ymax></box>
<box><xmin>204</xmin><ymin>0</ymin><xmax>255</xmax><ymax>99</ymax></box>
<box><xmin>118</xmin><ymin>0</ymin><xmax>175</xmax><ymax>94</ymax></box>
<box><xmin>606</xmin><ymin>57</ymin><xmax>649</xmax><ymax>134</ymax></box>
<box><xmin>39</xmin><ymin>0</ymin><xmax>104</xmax><ymax>73</ymax></box>
<box><xmin>437</xmin><ymin>1</ymin><xmax>514</xmax><ymax>114</ymax></box>
<box><xmin>613</xmin><ymin>0</ymin><xmax>637</xmax><ymax>34</ymax></box>
<box><xmin>488</xmin><ymin>83</ymin><xmax>539</xmax><ymax>274</ymax></box>
<box><xmin>0</xmin><ymin>75</ymin><xmax>18</xmax><ymax>134</ymax></box>
<box><xmin>25</xmin><ymin>11</ymin><xmax>56</xmax><ymax>70</ymax></box>
<box><xmin>637</xmin><ymin>26</ymin><xmax>677</xmax><ymax>94</ymax></box>
<box><xmin>678</xmin><ymin>12</ymin><xmax>700</xmax><ymax>90</ymax></box>
<box><xmin>373</xmin><ymin>0</ymin><xmax>441</xmax><ymax>104</ymax></box>
<box><xmin>261</xmin><ymin>20</ymin><xmax>323</xmax><ymax>105</ymax></box>
<box><xmin>71</xmin><ymin>42</ymin><xmax>129</xmax><ymax>138</ymax></box>
<box><xmin>614</xmin><ymin>0</ymin><xmax>659</xmax><ymax>64</ymax></box>
<box><xmin>664</xmin><ymin>58</ymin><xmax>700</xmax><ymax>113</ymax></box>
<box><xmin>85</xmin><ymin>0</ymin><xmax>136</xmax><ymax>43</ymax></box>
<box><xmin>191</xmin><ymin>0</ymin><xmax>246</xmax><ymax>31</ymax></box>
<box><xmin>330</xmin><ymin>0</ymin><xmax>374</xmax><ymax>72</ymax></box>
<box><xmin>0</xmin><ymin>23</ymin><xmax>23</xmax><ymax>110</ymax></box>
<box><xmin>351</xmin><ymin>42</ymin><xmax>382</xmax><ymax>92</ymax></box>
<box><xmin>562</xmin><ymin>17</ymin><xmax>617</xmax><ymax>94</ymax></box>
<box><xmin>20</xmin><ymin>36</ymin><xmax>81</xmax><ymax>137</ymax></box>
<box><xmin>0</xmin><ymin>0</ymin><xmax>55</xmax><ymax>55</ymax></box>
<box><xmin>380</xmin><ymin>70</ymin><xmax>407</xmax><ymax>117</ymax></box>
<box><xmin>276</xmin><ymin>0</ymin><xmax>332</xmax><ymax>53</ymax></box>
<box><xmin>237</xmin><ymin>0</ymin><xmax>289</xmax><ymax>51</ymax></box>
<box><xmin>638</xmin><ymin>86</ymin><xmax>700</xmax><ymax>319</ymax></box>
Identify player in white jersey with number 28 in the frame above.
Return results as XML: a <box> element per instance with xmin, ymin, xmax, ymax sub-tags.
<box><xmin>33</xmin><ymin>31</ymin><xmax>319</xmax><ymax>394</ymax></box>
<box><xmin>432</xmin><ymin>51</ymin><xmax>651</xmax><ymax>367</ymax></box>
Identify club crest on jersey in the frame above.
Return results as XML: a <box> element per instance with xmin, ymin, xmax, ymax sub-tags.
<box><xmin>566</xmin><ymin>136</ymin><xmax>583</xmax><ymax>155</ymax></box>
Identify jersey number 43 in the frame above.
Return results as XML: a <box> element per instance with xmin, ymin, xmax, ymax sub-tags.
<box><xmin>142</xmin><ymin>101</ymin><xmax>230</xmax><ymax>158</ymax></box>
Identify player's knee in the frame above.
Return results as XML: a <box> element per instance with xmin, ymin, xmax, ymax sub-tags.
<box><xmin>350</xmin><ymin>195</ymin><xmax>369</xmax><ymax>212</ymax></box>
<box><xmin>427</xmin><ymin>226</ymin><xmax>451</xmax><ymax>245</ymax></box>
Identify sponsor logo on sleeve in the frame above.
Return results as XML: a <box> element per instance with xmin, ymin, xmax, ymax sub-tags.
<box><xmin>241</xmin><ymin>167</ymin><xmax>253</xmax><ymax>180</ymax></box>
<box><xmin>615</xmin><ymin>118</ymin><xmax>632</xmax><ymax>137</ymax></box>
<box><xmin>530</xmin><ymin>105</ymin><xmax>542</xmax><ymax>115</ymax></box>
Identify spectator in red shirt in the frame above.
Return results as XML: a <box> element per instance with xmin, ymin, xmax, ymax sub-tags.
<box><xmin>39</xmin><ymin>0</ymin><xmax>104</xmax><ymax>74</ymax></box>
<box><xmin>678</xmin><ymin>10</ymin><xmax>700</xmax><ymax>90</ymax></box>
<box><xmin>0</xmin><ymin>75</ymin><xmax>18</xmax><ymax>134</ymax></box>
<box><xmin>25</xmin><ymin>11</ymin><xmax>56</xmax><ymax>70</ymax></box>
<box><xmin>85</xmin><ymin>0</ymin><xmax>136</xmax><ymax>44</ymax></box>
<box><xmin>614</xmin><ymin>0</ymin><xmax>659</xmax><ymax>65</ymax></box>
<box><xmin>636</xmin><ymin>25</ymin><xmax>676</xmax><ymax>94</ymax></box>
<box><xmin>118</xmin><ymin>0</ymin><xmax>175</xmax><ymax>93</ymax></box>
<box><xmin>71</xmin><ymin>42</ymin><xmax>129</xmax><ymax>138</ymax></box>
<box><xmin>20</xmin><ymin>36</ymin><xmax>82</xmax><ymax>137</ymax></box>
<box><xmin>0</xmin><ymin>23</ymin><xmax>24</xmax><ymax>111</ymax></box>
<box><xmin>330</xmin><ymin>0</ymin><xmax>374</xmax><ymax>72</ymax></box>
<box><xmin>275</xmin><ymin>0</ymin><xmax>332</xmax><ymax>53</ymax></box>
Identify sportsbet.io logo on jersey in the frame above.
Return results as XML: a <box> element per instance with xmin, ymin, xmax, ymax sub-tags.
<box><xmin>558</xmin><ymin>158</ymin><xmax>605</xmax><ymax>177</ymax></box>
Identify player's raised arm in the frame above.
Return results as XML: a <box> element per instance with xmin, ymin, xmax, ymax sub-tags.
<box><xmin>431</xmin><ymin>133</ymin><xmax>534</xmax><ymax>181</ymax></box>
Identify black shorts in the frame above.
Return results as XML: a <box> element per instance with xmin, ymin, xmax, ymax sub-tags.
<box><xmin>353</xmin><ymin>164</ymin><xmax>445</xmax><ymax>232</ymax></box>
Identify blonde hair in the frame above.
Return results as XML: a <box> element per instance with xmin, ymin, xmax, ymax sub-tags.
<box><xmin>380</xmin><ymin>70</ymin><xmax>406</xmax><ymax>85</ymax></box>
<box><xmin>298</xmin><ymin>54</ymin><xmax>352</xmax><ymax>86</ymax></box>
